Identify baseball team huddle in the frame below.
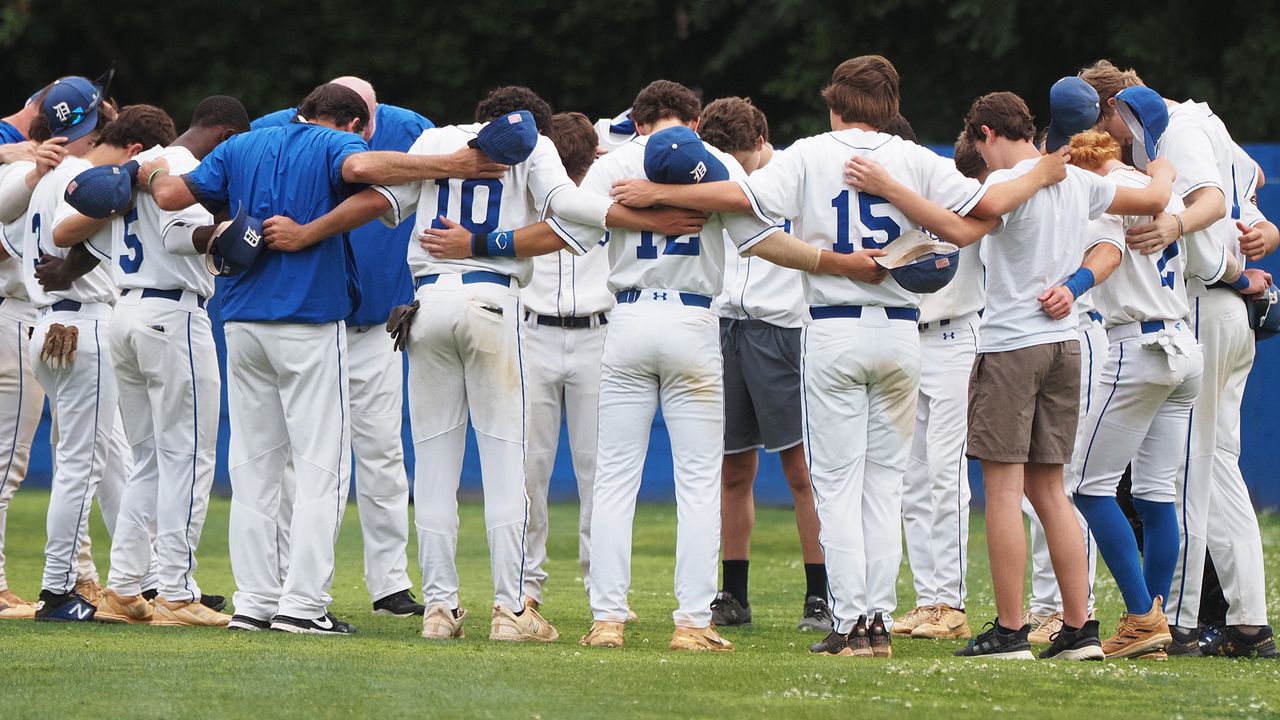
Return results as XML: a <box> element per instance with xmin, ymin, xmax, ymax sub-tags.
<box><xmin>0</xmin><ymin>53</ymin><xmax>1276</xmax><ymax>662</ymax></box>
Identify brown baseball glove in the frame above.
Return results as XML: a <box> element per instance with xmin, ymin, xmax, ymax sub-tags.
<box><xmin>40</xmin><ymin>323</ymin><xmax>79</xmax><ymax>369</ymax></box>
<box><xmin>385</xmin><ymin>300</ymin><xmax>420</xmax><ymax>352</ymax></box>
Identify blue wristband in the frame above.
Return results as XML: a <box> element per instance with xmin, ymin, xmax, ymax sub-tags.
<box><xmin>486</xmin><ymin>230</ymin><xmax>515</xmax><ymax>257</ymax></box>
<box><xmin>1062</xmin><ymin>267</ymin><xmax>1095</xmax><ymax>299</ymax></box>
<box><xmin>1230</xmin><ymin>273</ymin><xmax>1252</xmax><ymax>292</ymax></box>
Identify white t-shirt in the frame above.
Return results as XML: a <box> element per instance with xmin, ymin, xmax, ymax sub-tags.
<box><xmin>978</xmin><ymin>159</ymin><xmax>1116</xmax><ymax>352</ymax></box>
<box><xmin>114</xmin><ymin>145</ymin><xmax>216</xmax><ymax>297</ymax></box>
<box><xmin>20</xmin><ymin>156</ymin><xmax>119</xmax><ymax>307</ymax></box>
<box><xmin>715</xmin><ymin>221</ymin><xmax>807</xmax><ymax>327</ymax></box>
<box><xmin>731</xmin><ymin>129</ymin><xmax>985</xmax><ymax>310</ymax></box>
<box><xmin>554</xmin><ymin>135</ymin><xmax>774</xmax><ymax>297</ymax></box>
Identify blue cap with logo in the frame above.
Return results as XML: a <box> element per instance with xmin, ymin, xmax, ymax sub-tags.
<box><xmin>468</xmin><ymin>110</ymin><xmax>539</xmax><ymax>165</ymax></box>
<box><xmin>1114</xmin><ymin>85</ymin><xmax>1168</xmax><ymax>171</ymax></box>
<box><xmin>207</xmin><ymin>203</ymin><xmax>267</xmax><ymax>277</ymax></box>
<box><xmin>1046</xmin><ymin>76</ymin><xmax>1101</xmax><ymax>153</ymax></box>
<box><xmin>42</xmin><ymin>76</ymin><xmax>104</xmax><ymax>143</ymax></box>
<box><xmin>643</xmin><ymin>126</ymin><xmax>729</xmax><ymax>184</ymax></box>
<box><xmin>875</xmin><ymin>229</ymin><xmax>960</xmax><ymax>294</ymax></box>
<box><xmin>64</xmin><ymin>160</ymin><xmax>140</xmax><ymax>219</ymax></box>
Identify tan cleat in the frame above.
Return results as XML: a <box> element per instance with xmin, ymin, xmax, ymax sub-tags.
<box><xmin>422</xmin><ymin>603</ymin><xmax>466</xmax><ymax>639</ymax></box>
<box><xmin>670</xmin><ymin>625</ymin><xmax>734</xmax><ymax>652</ymax></box>
<box><xmin>893</xmin><ymin>604</ymin><xmax>935</xmax><ymax>636</ymax></box>
<box><xmin>522</xmin><ymin>597</ymin><xmax>540</xmax><ymax>613</ymax></box>
<box><xmin>491</xmin><ymin>604</ymin><xmax>558</xmax><ymax>642</ymax></box>
<box><xmin>1103</xmin><ymin>596</ymin><xmax>1172</xmax><ymax>659</ymax></box>
<box><xmin>94</xmin><ymin>589</ymin><xmax>153</xmax><ymax>624</ymax></box>
<box><xmin>0</xmin><ymin>590</ymin><xmax>35</xmax><ymax>619</ymax></box>
<box><xmin>75</xmin><ymin>578</ymin><xmax>104</xmax><ymax>606</ymax></box>
<box><xmin>580</xmin><ymin>620</ymin><xmax>625</xmax><ymax>648</ymax></box>
<box><xmin>912</xmin><ymin>604</ymin><xmax>972</xmax><ymax>639</ymax></box>
<box><xmin>626</xmin><ymin>607</ymin><xmax>639</xmax><ymax>624</ymax></box>
<box><xmin>151</xmin><ymin>597</ymin><xmax>231</xmax><ymax>627</ymax></box>
<box><xmin>1026</xmin><ymin>610</ymin><xmax>1063</xmax><ymax>644</ymax></box>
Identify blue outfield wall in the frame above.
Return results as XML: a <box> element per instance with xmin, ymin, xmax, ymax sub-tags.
<box><xmin>22</xmin><ymin>144</ymin><xmax>1280</xmax><ymax>508</ymax></box>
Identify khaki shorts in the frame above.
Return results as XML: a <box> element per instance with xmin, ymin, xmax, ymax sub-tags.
<box><xmin>967</xmin><ymin>340</ymin><xmax>1081</xmax><ymax>464</ymax></box>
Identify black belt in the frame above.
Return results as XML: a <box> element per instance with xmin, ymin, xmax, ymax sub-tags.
<box><xmin>918</xmin><ymin>317</ymin><xmax>952</xmax><ymax>331</ymax></box>
<box><xmin>810</xmin><ymin>305</ymin><xmax>919</xmax><ymax>322</ymax></box>
<box><xmin>525</xmin><ymin>310</ymin><xmax>608</xmax><ymax>328</ymax></box>
<box><xmin>123</xmin><ymin>287</ymin><xmax>207</xmax><ymax>309</ymax></box>
<box><xmin>416</xmin><ymin>271</ymin><xmax>512</xmax><ymax>289</ymax></box>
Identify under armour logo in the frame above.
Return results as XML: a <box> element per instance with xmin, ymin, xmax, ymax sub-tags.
<box><xmin>690</xmin><ymin>161</ymin><xmax>707</xmax><ymax>183</ymax></box>
<box><xmin>53</xmin><ymin>102</ymin><xmax>72</xmax><ymax>122</ymax></box>
<box><xmin>942</xmin><ymin>332</ymin><xmax>956</xmax><ymax>340</ymax></box>
<box><xmin>653</xmin><ymin>291</ymin><xmax>668</xmax><ymax>301</ymax></box>
<box><xmin>244</xmin><ymin>228</ymin><xmax>261</xmax><ymax>247</ymax></box>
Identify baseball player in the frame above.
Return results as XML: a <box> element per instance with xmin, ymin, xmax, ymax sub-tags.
<box><xmin>252</xmin><ymin>76</ymin><xmax>433</xmax><ymax>618</ymax></box>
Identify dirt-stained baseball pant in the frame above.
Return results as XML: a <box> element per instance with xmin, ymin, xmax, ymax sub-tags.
<box><xmin>0</xmin><ymin>299</ymin><xmax>43</xmax><ymax>593</ymax></box>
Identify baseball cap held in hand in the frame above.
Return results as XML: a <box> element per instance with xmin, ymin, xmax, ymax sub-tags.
<box><xmin>64</xmin><ymin>161</ymin><xmax>140</xmax><ymax>219</ymax></box>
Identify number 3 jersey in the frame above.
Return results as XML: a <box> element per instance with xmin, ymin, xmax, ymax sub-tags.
<box><xmin>730</xmin><ymin>128</ymin><xmax>986</xmax><ymax>310</ymax></box>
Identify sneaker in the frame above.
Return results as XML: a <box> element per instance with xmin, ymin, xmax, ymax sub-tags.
<box><xmin>894</xmin><ymin>604</ymin><xmax>936</xmax><ymax>636</ymax></box>
<box><xmin>580</xmin><ymin>620</ymin><xmax>625</xmax><ymax>648</ymax></box>
<box><xmin>670</xmin><ymin>625</ymin><xmax>734</xmax><ymax>652</ymax></box>
<box><xmin>869</xmin><ymin>612</ymin><xmax>893</xmax><ymax>658</ymax></box>
<box><xmin>1039</xmin><ymin>619</ymin><xmax>1104</xmax><ymax>660</ymax></box>
<box><xmin>1198</xmin><ymin>623</ymin><xmax>1224</xmax><ymax>648</ymax></box>
<box><xmin>151</xmin><ymin>597</ymin><xmax>231</xmax><ymax>627</ymax></box>
<box><xmin>33</xmin><ymin>590</ymin><xmax>97</xmax><ymax>622</ymax></box>
<box><xmin>809</xmin><ymin>630</ymin><xmax>854</xmax><ymax>656</ymax></box>
<box><xmin>421</xmin><ymin>603</ymin><xmax>466</xmax><ymax>639</ymax></box>
<box><xmin>373</xmin><ymin>589</ymin><xmax>426</xmax><ymax>618</ymax></box>
<box><xmin>94</xmin><ymin>589</ymin><xmax>154</xmax><ymax>624</ymax></box>
<box><xmin>490</xmin><ymin>604</ymin><xmax>558</xmax><ymax>642</ymax></box>
<box><xmin>847</xmin><ymin>615</ymin><xmax>874</xmax><ymax>657</ymax></box>
<box><xmin>200</xmin><ymin>594</ymin><xmax>228</xmax><ymax>612</ymax></box>
<box><xmin>955</xmin><ymin>621</ymin><xmax>1034</xmax><ymax>659</ymax></box>
<box><xmin>1026</xmin><ymin>610</ymin><xmax>1062</xmax><ymax>644</ymax></box>
<box><xmin>227</xmin><ymin>614</ymin><xmax>271</xmax><ymax>631</ymax></box>
<box><xmin>74</xmin><ymin>579</ymin><xmax>104</xmax><ymax>606</ymax></box>
<box><xmin>270</xmin><ymin>612</ymin><xmax>357</xmax><ymax>635</ymax></box>
<box><xmin>1167</xmin><ymin>625</ymin><xmax>1202</xmax><ymax>656</ymax></box>
<box><xmin>797</xmin><ymin>596</ymin><xmax>834</xmax><ymax>633</ymax></box>
<box><xmin>0</xmin><ymin>590</ymin><xmax>35</xmax><ymax>619</ymax></box>
<box><xmin>912</xmin><ymin>604</ymin><xmax>972</xmax><ymax>639</ymax></box>
<box><xmin>1201</xmin><ymin>625</ymin><xmax>1279</xmax><ymax>659</ymax></box>
<box><xmin>709</xmin><ymin>591</ymin><xmax>751</xmax><ymax>627</ymax></box>
<box><xmin>1102</xmin><ymin>596</ymin><xmax>1172</xmax><ymax>659</ymax></box>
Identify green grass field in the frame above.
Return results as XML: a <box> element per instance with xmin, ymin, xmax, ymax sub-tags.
<box><xmin>2</xmin><ymin>491</ymin><xmax>1278</xmax><ymax>719</ymax></box>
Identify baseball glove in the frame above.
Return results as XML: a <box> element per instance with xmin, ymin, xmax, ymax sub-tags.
<box><xmin>386</xmin><ymin>300</ymin><xmax>420</xmax><ymax>352</ymax></box>
<box><xmin>40</xmin><ymin>323</ymin><xmax>79</xmax><ymax>369</ymax></box>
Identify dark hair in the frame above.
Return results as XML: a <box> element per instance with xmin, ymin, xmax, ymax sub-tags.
<box><xmin>953</xmin><ymin>132</ymin><xmax>987</xmax><ymax>179</ymax></box>
<box><xmin>96</xmin><ymin>104</ymin><xmax>177</xmax><ymax>149</ymax></box>
<box><xmin>475</xmin><ymin>86</ymin><xmax>553</xmax><ymax>139</ymax></box>
<box><xmin>699</xmin><ymin>97</ymin><xmax>764</xmax><ymax>154</ymax></box>
<box><xmin>631</xmin><ymin>80</ymin><xmax>701</xmax><ymax>127</ymax></box>
<box><xmin>298</xmin><ymin>83</ymin><xmax>369</xmax><ymax>132</ymax></box>
<box><xmin>191</xmin><ymin>95</ymin><xmax>250</xmax><ymax>133</ymax></box>
<box><xmin>963</xmin><ymin>91</ymin><xmax>1035</xmax><ymax>144</ymax></box>
<box><xmin>884</xmin><ymin>113</ymin><xmax>916</xmax><ymax>142</ymax></box>
<box><xmin>548</xmin><ymin>112</ymin><xmax>598</xmax><ymax>183</ymax></box>
<box><xmin>822</xmin><ymin>55</ymin><xmax>899</xmax><ymax>130</ymax></box>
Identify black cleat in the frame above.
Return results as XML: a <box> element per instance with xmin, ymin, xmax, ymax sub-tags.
<box><xmin>710</xmin><ymin>591</ymin><xmax>752</xmax><ymax>627</ymax></box>
<box><xmin>1039</xmin><ymin>619</ymin><xmax>1104</xmax><ymax>660</ymax></box>
<box><xmin>847</xmin><ymin>615</ymin><xmax>873</xmax><ymax>657</ymax></box>
<box><xmin>372</xmin><ymin>589</ymin><xmax>425</xmax><ymax>618</ymax></box>
<box><xmin>955</xmin><ymin>620</ymin><xmax>1034</xmax><ymax>659</ymax></box>
<box><xmin>141</xmin><ymin>588</ymin><xmax>159</xmax><ymax>601</ymax></box>
<box><xmin>227</xmin><ymin>614</ymin><xmax>271</xmax><ymax>631</ymax></box>
<box><xmin>1201</xmin><ymin>625</ymin><xmax>1278</xmax><ymax>659</ymax></box>
<box><xmin>797</xmin><ymin>596</ymin><xmax>834</xmax><ymax>633</ymax></box>
<box><xmin>1167</xmin><ymin>625</ymin><xmax>1203</xmax><ymax>657</ymax></box>
<box><xmin>809</xmin><ymin>630</ymin><xmax>853</xmax><ymax>656</ymax></box>
<box><xmin>868</xmin><ymin>612</ymin><xmax>892</xmax><ymax>658</ymax></box>
<box><xmin>200</xmin><ymin>594</ymin><xmax>227</xmax><ymax>612</ymax></box>
<box><xmin>270</xmin><ymin>612</ymin><xmax>356</xmax><ymax>635</ymax></box>
<box><xmin>33</xmin><ymin>590</ymin><xmax>96</xmax><ymax>623</ymax></box>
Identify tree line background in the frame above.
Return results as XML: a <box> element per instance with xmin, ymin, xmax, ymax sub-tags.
<box><xmin>2</xmin><ymin>0</ymin><xmax>1277</xmax><ymax>145</ymax></box>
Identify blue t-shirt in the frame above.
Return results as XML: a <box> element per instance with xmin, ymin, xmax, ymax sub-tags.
<box><xmin>185</xmin><ymin>123</ymin><xmax>369</xmax><ymax>324</ymax></box>
<box><xmin>253</xmin><ymin>104</ymin><xmax>433</xmax><ymax>326</ymax></box>
<box><xmin>0</xmin><ymin>121</ymin><xmax>26</xmax><ymax>144</ymax></box>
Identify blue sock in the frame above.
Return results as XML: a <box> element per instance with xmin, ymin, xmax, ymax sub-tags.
<box><xmin>1132</xmin><ymin>498</ymin><xmax>1180</xmax><ymax>607</ymax></box>
<box><xmin>1074</xmin><ymin>493</ymin><xmax>1153</xmax><ymax>614</ymax></box>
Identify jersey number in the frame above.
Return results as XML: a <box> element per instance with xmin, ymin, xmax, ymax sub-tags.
<box><xmin>831</xmin><ymin>190</ymin><xmax>901</xmax><ymax>253</ymax></box>
<box><xmin>30</xmin><ymin>212</ymin><xmax>41</xmax><ymax>256</ymax></box>
<box><xmin>636</xmin><ymin>231</ymin><xmax>700</xmax><ymax>259</ymax></box>
<box><xmin>431</xmin><ymin>178</ymin><xmax>503</xmax><ymax>234</ymax></box>
<box><xmin>1156</xmin><ymin>242</ymin><xmax>1179</xmax><ymax>290</ymax></box>
<box><xmin>120</xmin><ymin>208</ymin><xmax>143</xmax><ymax>274</ymax></box>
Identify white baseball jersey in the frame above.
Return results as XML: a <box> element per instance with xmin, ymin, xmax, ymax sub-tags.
<box><xmin>0</xmin><ymin>159</ymin><xmax>35</xmax><ymax>226</ymax></box>
<box><xmin>917</xmin><ymin>242</ymin><xmax>984</xmax><ymax>324</ymax></box>
<box><xmin>0</xmin><ymin>242</ymin><xmax>26</xmax><ymax>302</ymax></box>
<box><xmin>522</xmin><ymin>244</ymin><xmax>614</xmax><ymax>317</ymax></box>
<box><xmin>0</xmin><ymin>160</ymin><xmax>36</xmax><ymax>302</ymax></box>
<box><xmin>114</xmin><ymin>146</ymin><xmax>215</xmax><ymax>297</ymax></box>
<box><xmin>1159</xmin><ymin>101</ymin><xmax>1241</xmax><ymax>270</ymax></box>
<box><xmin>381</xmin><ymin>123</ymin><xmax>602</xmax><ymax>286</ymax></box>
<box><xmin>978</xmin><ymin>160</ymin><xmax>1116</xmax><ymax>352</ymax></box>
<box><xmin>1234</xmin><ymin>144</ymin><xmax>1266</xmax><ymax>230</ymax></box>
<box><xmin>734</xmin><ymin>130</ymin><xmax>985</xmax><ymax>309</ymax></box>
<box><xmin>21</xmin><ymin>157</ymin><xmax>119</xmax><ymax>307</ymax></box>
<box><xmin>715</xmin><ymin>224</ymin><xmax>808</xmax><ymax>327</ymax></box>
<box><xmin>556</xmin><ymin>136</ymin><xmax>774</xmax><ymax>297</ymax></box>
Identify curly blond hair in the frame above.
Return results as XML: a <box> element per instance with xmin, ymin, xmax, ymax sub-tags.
<box><xmin>1067</xmin><ymin>130</ymin><xmax>1123</xmax><ymax>171</ymax></box>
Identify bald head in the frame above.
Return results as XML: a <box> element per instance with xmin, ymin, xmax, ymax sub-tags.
<box><xmin>331</xmin><ymin>76</ymin><xmax>377</xmax><ymax>140</ymax></box>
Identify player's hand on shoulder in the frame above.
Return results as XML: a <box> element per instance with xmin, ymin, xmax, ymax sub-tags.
<box><xmin>833</xmin><ymin>248</ymin><xmax>888</xmax><ymax>284</ymax></box>
<box><xmin>449</xmin><ymin>147</ymin><xmax>508</xmax><ymax>179</ymax></box>
<box><xmin>136</xmin><ymin>156</ymin><xmax>170</xmax><ymax>191</ymax></box>
<box><xmin>1030</xmin><ymin>148</ymin><xmax>1069</xmax><ymax>187</ymax></box>
<box><xmin>1125</xmin><ymin>211</ymin><xmax>1179</xmax><ymax>255</ymax></box>
<box><xmin>32</xmin><ymin>138</ymin><xmax>68</xmax><ymax>178</ymax></box>
<box><xmin>262</xmin><ymin>215</ymin><xmax>311</xmax><ymax>253</ymax></box>
<box><xmin>0</xmin><ymin>140</ymin><xmax>37</xmax><ymax>166</ymax></box>
<box><xmin>420</xmin><ymin>216</ymin><xmax>473</xmax><ymax>259</ymax></box>
<box><xmin>843</xmin><ymin>155</ymin><xmax>894</xmax><ymax>196</ymax></box>
<box><xmin>1238</xmin><ymin>221</ymin><xmax>1270</xmax><ymax>262</ymax></box>
<box><xmin>34</xmin><ymin>253</ymin><xmax>73</xmax><ymax>291</ymax></box>
<box><xmin>647</xmin><ymin>206</ymin><xmax>708</xmax><ymax>236</ymax></box>
<box><xmin>1241</xmin><ymin>267</ymin><xmax>1273</xmax><ymax>297</ymax></box>
<box><xmin>610</xmin><ymin>178</ymin><xmax>663</xmax><ymax>208</ymax></box>
<box><xmin>1144</xmin><ymin>156</ymin><xmax>1175</xmax><ymax>182</ymax></box>
<box><xmin>1037</xmin><ymin>285</ymin><xmax>1075</xmax><ymax>320</ymax></box>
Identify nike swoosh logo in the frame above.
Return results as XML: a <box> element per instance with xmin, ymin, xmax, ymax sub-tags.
<box><xmin>313</xmin><ymin>616</ymin><xmax>334</xmax><ymax>630</ymax></box>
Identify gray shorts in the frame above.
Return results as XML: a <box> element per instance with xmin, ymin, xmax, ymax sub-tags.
<box><xmin>721</xmin><ymin>318</ymin><xmax>803</xmax><ymax>453</ymax></box>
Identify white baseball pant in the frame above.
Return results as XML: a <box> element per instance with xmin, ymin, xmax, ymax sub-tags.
<box><xmin>0</xmin><ymin>299</ymin><xmax>43</xmax><ymax>593</ymax></box>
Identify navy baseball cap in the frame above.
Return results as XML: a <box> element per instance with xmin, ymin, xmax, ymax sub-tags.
<box><xmin>875</xmin><ymin>229</ymin><xmax>960</xmax><ymax>294</ymax></box>
<box><xmin>42</xmin><ymin>76</ymin><xmax>103</xmax><ymax>143</ymax></box>
<box><xmin>64</xmin><ymin>160</ymin><xmax>140</xmax><ymax>219</ymax></box>
<box><xmin>207</xmin><ymin>203</ymin><xmax>266</xmax><ymax>277</ymax></box>
<box><xmin>1115</xmin><ymin>86</ymin><xmax>1169</xmax><ymax>171</ymax></box>
<box><xmin>643</xmin><ymin>126</ymin><xmax>729</xmax><ymax>184</ymax></box>
<box><xmin>468</xmin><ymin>110</ymin><xmax>538</xmax><ymax>165</ymax></box>
<box><xmin>1251</xmin><ymin>283</ymin><xmax>1280</xmax><ymax>340</ymax></box>
<box><xmin>1045</xmin><ymin>77</ymin><xmax>1100</xmax><ymax>153</ymax></box>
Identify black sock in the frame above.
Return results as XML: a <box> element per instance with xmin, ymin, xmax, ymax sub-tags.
<box><xmin>1062</xmin><ymin>623</ymin><xmax>1081</xmax><ymax>633</ymax></box>
<box><xmin>722</xmin><ymin>560</ymin><xmax>749</xmax><ymax>606</ymax></box>
<box><xmin>804</xmin><ymin>563</ymin><xmax>828</xmax><ymax>599</ymax></box>
<box><xmin>996</xmin><ymin>621</ymin><xmax>1020</xmax><ymax>635</ymax></box>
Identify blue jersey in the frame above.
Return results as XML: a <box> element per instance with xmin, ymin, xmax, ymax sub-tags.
<box><xmin>253</xmin><ymin>103</ymin><xmax>433</xmax><ymax>325</ymax></box>
<box><xmin>185</xmin><ymin>123</ymin><xmax>370</xmax><ymax>324</ymax></box>
<box><xmin>0</xmin><ymin>120</ymin><xmax>25</xmax><ymax>144</ymax></box>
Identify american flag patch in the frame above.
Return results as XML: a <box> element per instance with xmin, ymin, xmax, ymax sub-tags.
<box><xmin>508</xmin><ymin>113</ymin><xmax>522</xmax><ymax>124</ymax></box>
<box><xmin>935</xmin><ymin>258</ymin><xmax>950</xmax><ymax>269</ymax></box>
<box><xmin>67</xmin><ymin>180</ymin><xmax>78</xmax><ymax>194</ymax></box>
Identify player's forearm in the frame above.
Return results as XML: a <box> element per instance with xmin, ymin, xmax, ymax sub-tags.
<box><xmin>969</xmin><ymin>172</ymin><xmax>1053</xmax><ymax>220</ymax></box>
<box><xmin>875</xmin><ymin>181</ymin><xmax>993</xmax><ymax>247</ymax></box>
<box><xmin>52</xmin><ymin>213</ymin><xmax>108</xmax><ymax>248</ymax></box>
<box><xmin>1082</xmin><ymin>243</ymin><xmax>1123</xmax><ymax>286</ymax></box>
<box><xmin>149</xmin><ymin>175</ymin><xmax>199</xmax><ymax>211</ymax></box>
<box><xmin>162</xmin><ymin>220</ymin><xmax>215</xmax><ymax>255</ymax></box>
<box><xmin>0</xmin><ymin>171</ymin><xmax>35</xmax><ymax>224</ymax></box>
<box><xmin>1109</xmin><ymin>178</ymin><xmax>1174</xmax><ymax>218</ymax></box>
<box><xmin>298</xmin><ymin>189</ymin><xmax>392</xmax><ymax>247</ymax></box>
<box><xmin>343</xmin><ymin>150</ymin><xmax>488</xmax><ymax>186</ymax></box>
<box><xmin>59</xmin><ymin>243</ymin><xmax>101</xmax><ymax>283</ymax></box>
<box><xmin>1177</xmin><ymin>187</ymin><xmax>1228</xmax><ymax>235</ymax></box>
<box><xmin>513</xmin><ymin>221</ymin><xmax>573</xmax><ymax>257</ymax></box>
<box><xmin>745</xmin><ymin>230</ymin><xmax>823</xmax><ymax>273</ymax></box>
<box><xmin>656</xmin><ymin>181</ymin><xmax>752</xmax><ymax>214</ymax></box>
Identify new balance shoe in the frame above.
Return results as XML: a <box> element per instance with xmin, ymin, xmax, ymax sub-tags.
<box><xmin>1201</xmin><ymin>624</ymin><xmax>1279</xmax><ymax>659</ymax></box>
<box><xmin>912</xmin><ymin>604</ymin><xmax>971</xmax><ymax>639</ymax></box>
<box><xmin>580</xmin><ymin>620</ymin><xmax>625</xmax><ymax>648</ymax></box>
<box><xmin>869</xmin><ymin>612</ymin><xmax>892</xmax><ymax>658</ymax></box>
<box><xmin>33</xmin><ymin>590</ymin><xmax>96</xmax><ymax>623</ymax></box>
<box><xmin>809</xmin><ymin>630</ymin><xmax>854</xmax><ymax>656</ymax></box>
<box><xmin>894</xmin><ymin>605</ymin><xmax>936</xmax><ymax>636</ymax></box>
<box><xmin>955</xmin><ymin>621</ymin><xmax>1034</xmax><ymax>659</ymax></box>
<box><xmin>152</xmin><ymin>598</ymin><xmax>231</xmax><ymax>627</ymax></box>
<box><xmin>1038</xmin><ymin>619</ymin><xmax>1104</xmax><ymax>660</ymax></box>
<box><xmin>270</xmin><ymin>612</ymin><xmax>356</xmax><ymax>635</ymax></box>
<box><xmin>227</xmin><ymin>614</ymin><xmax>271</xmax><ymax>631</ymax></box>
<box><xmin>846</xmin><ymin>615</ymin><xmax>874</xmax><ymax>657</ymax></box>
<box><xmin>491</xmin><ymin>604</ymin><xmax>558</xmax><ymax>642</ymax></box>
<box><xmin>709</xmin><ymin>591</ymin><xmax>751</xmax><ymax>627</ymax></box>
<box><xmin>670</xmin><ymin>625</ymin><xmax>734</xmax><ymax>652</ymax></box>
<box><xmin>373</xmin><ymin>589</ymin><xmax>426</xmax><ymax>618</ymax></box>
<box><xmin>1166</xmin><ymin>625</ymin><xmax>1202</xmax><ymax>656</ymax></box>
<box><xmin>0</xmin><ymin>589</ymin><xmax>35</xmax><ymax>619</ymax></box>
<box><xmin>94</xmin><ymin>589</ymin><xmax>154</xmax><ymax>624</ymax></box>
<box><xmin>1102</xmin><ymin>596</ymin><xmax>1172</xmax><ymax>659</ymax></box>
<box><xmin>1026</xmin><ymin>610</ymin><xmax>1063</xmax><ymax>644</ymax></box>
<box><xmin>797</xmin><ymin>595</ymin><xmax>834</xmax><ymax>633</ymax></box>
<box><xmin>421</xmin><ymin>603</ymin><xmax>466</xmax><ymax>639</ymax></box>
